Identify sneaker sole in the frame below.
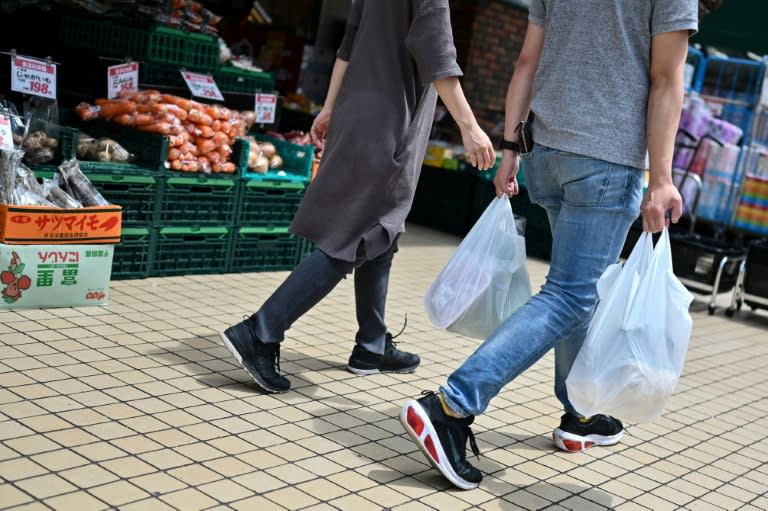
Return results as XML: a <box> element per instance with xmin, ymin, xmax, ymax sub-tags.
<box><xmin>346</xmin><ymin>362</ymin><xmax>419</xmax><ymax>376</ymax></box>
<box><xmin>219</xmin><ymin>332</ymin><xmax>288</xmax><ymax>394</ymax></box>
<box><xmin>399</xmin><ymin>399</ymin><xmax>480</xmax><ymax>490</ymax></box>
<box><xmin>552</xmin><ymin>427</ymin><xmax>624</xmax><ymax>453</ymax></box>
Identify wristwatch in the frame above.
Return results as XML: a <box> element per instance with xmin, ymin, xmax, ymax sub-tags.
<box><xmin>499</xmin><ymin>139</ymin><xmax>521</xmax><ymax>152</ymax></box>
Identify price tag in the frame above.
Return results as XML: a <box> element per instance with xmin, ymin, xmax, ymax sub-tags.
<box><xmin>107</xmin><ymin>62</ymin><xmax>139</xmax><ymax>99</ymax></box>
<box><xmin>11</xmin><ymin>56</ymin><xmax>56</xmax><ymax>99</ymax></box>
<box><xmin>0</xmin><ymin>115</ymin><xmax>14</xmax><ymax>150</ymax></box>
<box><xmin>181</xmin><ymin>70</ymin><xmax>224</xmax><ymax>101</ymax></box>
<box><xmin>255</xmin><ymin>93</ymin><xmax>278</xmax><ymax>124</ymax></box>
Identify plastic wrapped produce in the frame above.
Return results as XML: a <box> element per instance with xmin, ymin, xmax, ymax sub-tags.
<box><xmin>0</xmin><ymin>148</ymin><xmax>23</xmax><ymax>204</ymax></box>
<box><xmin>57</xmin><ymin>159</ymin><xmax>110</xmax><ymax>207</ymax></box>
<box><xmin>41</xmin><ymin>179</ymin><xmax>82</xmax><ymax>209</ymax></box>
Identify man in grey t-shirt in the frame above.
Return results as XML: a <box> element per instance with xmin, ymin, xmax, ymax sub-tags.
<box><xmin>401</xmin><ymin>0</ymin><xmax>698</xmax><ymax>490</ymax></box>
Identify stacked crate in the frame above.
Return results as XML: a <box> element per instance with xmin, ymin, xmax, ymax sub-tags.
<box><xmin>230</xmin><ymin>135</ymin><xmax>315</xmax><ymax>273</ymax></box>
<box><xmin>58</xmin><ymin>13</ymin><xmax>275</xmax><ymax>97</ymax></box>
<box><xmin>64</xmin><ymin>120</ymin><xmax>316</xmax><ymax>277</ymax></box>
<box><xmin>69</xmin><ymin>119</ymin><xmax>170</xmax><ymax>279</ymax></box>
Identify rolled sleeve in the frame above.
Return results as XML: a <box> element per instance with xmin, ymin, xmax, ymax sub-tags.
<box><xmin>528</xmin><ymin>0</ymin><xmax>545</xmax><ymax>27</ymax></box>
<box><xmin>405</xmin><ymin>0</ymin><xmax>463</xmax><ymax>84</ymax></box>
<box><xmin>652</xmin><ymin>0</ymin><xmax>698</xmax><ymax>37</ymax></box>
<box><xmin>337</xmin><ymin>0</ymin><xmax>364</xmax><ymax>60</ymax></box>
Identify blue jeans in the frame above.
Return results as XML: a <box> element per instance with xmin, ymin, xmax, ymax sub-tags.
<box><xmin>441</xmin><ymin>144</ymin><xmax>644</xmax><ymax>417</ymax></box>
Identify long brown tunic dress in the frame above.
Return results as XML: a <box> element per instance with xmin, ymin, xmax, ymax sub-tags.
<box><xmin>289</xmin><ymin>0</ymin><xmax>463</xmax><ymax>263</ymax></box>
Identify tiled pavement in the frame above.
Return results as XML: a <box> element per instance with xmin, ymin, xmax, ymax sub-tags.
<box><xmin>0</xmin><ymin>224</ymin><xmax>766</xmax><ymax>511</ymax></box>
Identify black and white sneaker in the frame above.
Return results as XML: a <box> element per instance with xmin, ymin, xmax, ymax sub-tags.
<box><xmin>553</xmin><ymin>412</ymin><xmax>624</xmax><ymax>452</ymax></box>
<box><xmin>400</xmin><ymin>391</ymin><xmax>482</xmax><ymax>490</ymax></box>
<box><xmin>220</xmin><ymin>320</ymin><xmax>290</xmax><ymax>393</ymax></box>
<box><xmin>347</xmin><ymin>333</ymin><xmax>420</xmax><ymax>375</ymax></box>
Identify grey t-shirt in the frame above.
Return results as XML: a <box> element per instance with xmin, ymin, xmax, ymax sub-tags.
<box><xmin>528</xmin><ymin>0</ymin><xmax>698</xmax><ymax>169</ymax></box>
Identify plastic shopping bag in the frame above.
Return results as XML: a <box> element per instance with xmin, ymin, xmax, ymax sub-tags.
<box><xmin>565</xmin><ymin>229</ymin><xmax>694</xmax><ymax>423</ymax></box>
<box><xmin>423</xmin><ymin>196</ymin><xmax>532</xmax><ymax>339</ymax></box>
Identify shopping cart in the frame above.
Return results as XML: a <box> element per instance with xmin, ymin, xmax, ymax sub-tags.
<box><xmin>726</xmin><ymin>238</ymin><xmax>768</xmax><ymax>317</ymax></box>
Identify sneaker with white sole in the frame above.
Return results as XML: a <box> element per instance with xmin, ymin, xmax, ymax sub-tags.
<box><xmin>220</xmin><ymin>320</ymin><xmax>290</xmax><ymax>393</ymax></box>
<box><xmin>347</xmin><ymin>333</ymin><xmax>420</xmax><ymax>375</ymax></box>
<box><xmin>400</xmin><ymin>391</ymin><xmax>482</xmax><ymax>490</ymax></box>
<box><xmin>553</xmin><ymin>412</ymin><xmax>624</xmax><ymax>452</ymax></box>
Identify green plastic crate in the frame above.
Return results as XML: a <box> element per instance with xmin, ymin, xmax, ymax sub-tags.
<box><xmin>112</xmin><ymin>227</ymin><xmax>153</xmax><ymax>279</ymax></box>
<box><xmin>214</xmin><ymin>65</ymin><xmax>275</xmax><ymax>94</ymax></box>
<box><xmin>140</xmin><ymin>62</ymin><xmax>187</xmax><ymax>89</ymax></box>
<box><xmin>60</xmin><ymin>15</ymin><xmax>148</xmax><ymax>61</ymax></box>
<box><xmin>229</xmin><ymin>226</ymin><xmax>304</xmax><ymax>273</ymax></box>
<box><xmin>242</xmin><ymin>134</ymin><xmax>314</xmax><ymax>183</ymax></box>
<box><xmin>158</xmin><ymin>176</ymin><xmax>238</xmax><ymax>226</ymax></box>
<box><xmin>68</xmin><ymin>118</ymin><xmax>169</xmax><ymax>171</ymax></box>
<box><xmin>408</xmin><ymin>164</ymin><xmax>478</xmax><ymax>236</ymax></box>
<box><xmin>60</xmin><ymin>16</ymin><xmax>219</xmax><ymax>70</ymax></box>
<box><xmin>236</xmin><ymin>180</ymin><xmax>305</xmax><ymax>227</ymax></box>
<box><xmin>84</xmin><ymin>172</ymin><xmax>159</xmax><ymax>226</ymax></box>
<box><xmin>153</xmin><ymin>226</ymin><xmax>230</xmax><ymax>275</ymax></box>
<box><xmin>148</xmin><ymin>27</ymin><xmax>219</xmax><ymax>70</ymax></box>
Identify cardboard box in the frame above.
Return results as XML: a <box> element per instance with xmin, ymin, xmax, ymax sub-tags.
<box><xmin>0</xmin><ymin>244</ymin><xmax>114</xmax><ymax>308</ymax></box>
<box><xmin>0</xmin><ymin>205</ymin><xmax>122</xmax><ymax>244</ymax></box>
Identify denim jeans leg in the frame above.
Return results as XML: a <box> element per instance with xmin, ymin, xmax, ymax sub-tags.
<box><xmin>441</xmin><ymin>145</ymin><xmax>643</xmax><ymax>417</ymax></box>
<box><xmin>353</xmin><ymin>235</ymin><xmax>400</xmax><ymax>354</ymax></box>
<box><xmin>250</xmin><ymin>248</ymin><xmax>354</xmax><ymax>343</ymax></box>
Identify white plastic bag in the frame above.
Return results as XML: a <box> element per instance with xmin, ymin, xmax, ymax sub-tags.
<box><xmin>566</xmin><ymin>229</ymin><xmax>694</xmax><ymax>423</ymax></box>
<box><xmin>424</xmin><ymin>196</ymin><xmax>532</xmax><ymax>339</ymax></box>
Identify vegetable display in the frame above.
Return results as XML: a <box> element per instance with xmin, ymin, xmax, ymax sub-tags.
<box><xmin>74</xmin><ymin>90</ymin><xmax>256</xmax><ymax>174</ymax></box>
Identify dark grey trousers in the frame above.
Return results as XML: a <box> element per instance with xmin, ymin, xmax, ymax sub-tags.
<box><xmin>250</xmin><ymin>236</ymin><xmax>400</xmax><ymax>355</ymax></box>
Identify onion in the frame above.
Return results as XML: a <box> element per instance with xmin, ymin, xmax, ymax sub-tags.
<box><xmin>253</xmin><ymin>155</ymin><xmax>269</xmax><ymax>173</ymax></box>
<box><xmin>269</xmin><ymin>154</ymin><xmax>284</xmax><ymax>169</ymax></box>
<box><xmin>259</xmin><ymin>142</ymin><xmax>276</xmax><ymax>159</ymax></box>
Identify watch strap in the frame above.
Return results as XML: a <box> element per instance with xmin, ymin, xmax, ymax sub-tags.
<box><xmin>500</xmin><ymin>139</ymin><xmax>520</xmax><ymax>152</ymax></box>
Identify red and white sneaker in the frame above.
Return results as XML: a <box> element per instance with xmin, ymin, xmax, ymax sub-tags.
<box><xmin>553</xmin><ymin>412</ymin><xmax>624</xmax><ymax>452</ymax></box>
<box><xmin>400</xmin><ymin>391</ymin><xmax>482</xmax><ymax>490</ymax></box>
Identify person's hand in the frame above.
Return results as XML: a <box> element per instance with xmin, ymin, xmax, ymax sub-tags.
<box><xmin>641</xmin><ymin>178</ymin><xmax>683</xmax><ymax>232</ymax></box>
<box><xmin>310</xmin><ymin>107</ymin><xmax>332</xmax><ymax>144</ymax></box>
<box><xmin>493</xmin><ymin>150</ymin><xmax>520</xmax><ymax>197</ymax></box>
<box><xmin>461</xmin><ymin>124</ymin><xmax>495</xmax><ymax>170</ymax></box>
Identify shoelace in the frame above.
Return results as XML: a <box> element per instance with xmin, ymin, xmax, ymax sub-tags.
<box><xmin>465</xmin><ymin>427</ymin><xmax>480</xmax><ymax>458</ymax></box>
<box><xmin>387</xmin><ymin>314</ymin><xmax>408</xmax><ymax>351</ymax></box>
<box><xmin>242</xmin><ymin>315</ymin><xmax>283</xmax><ymax>376</ymax></box>
<box><xmin>419</xmin><ymin>391</ymin><xmax>481</xmax><ymax>459</ymax></box>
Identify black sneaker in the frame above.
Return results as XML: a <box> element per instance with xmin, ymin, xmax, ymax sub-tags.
<box><xmin>553</xmin><ymin>412</ymin><xmax>624</xmax><ymax>452</ymax></box>
<box><xmin>347</xmin><ymin>333</ymin><xmax>420</xmax><ymax>375</ymax></box>
<box><xmin>220</xmin><ymin>320</ymin><xmax>290</xmax><ymax>393</ymax></box>
<box><xmin>400</xmin><ymin>391</ymin><xmax>482</xmax><ymax>490</ymax></box>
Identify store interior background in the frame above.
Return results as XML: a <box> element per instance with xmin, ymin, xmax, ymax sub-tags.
<box><xmin>0</xmin><ymin>0</ymin><xmax>761</xmax><ymax>146</ymax></box>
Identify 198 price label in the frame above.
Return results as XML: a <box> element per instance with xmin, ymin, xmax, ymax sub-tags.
<box><xmin>181</xmin><ymin>71</ymin><xmax>224</xmax><ymax>102</ymax></box>
<box><xmin>11</xmin><ymin>56</ymin><xmax>56</xmax><ymax>99</ymax></box>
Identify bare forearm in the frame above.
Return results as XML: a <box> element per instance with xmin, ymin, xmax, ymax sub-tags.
<box><xmin>503</xmin><ymin>60</ymin><xmax>537</xmax><ymax>142</ymax></box>
<box><xmin>324</xmin><ymin>58</ymin><xmax>349</xmax><ymax>110</ymax></box>
<box><xmin>647</xmin><ymin>75</ymin><xmax>684</xmax><ymax>184</ymax></box>
<box><xmin>433</xmin><ymin>77</ymin><xmax>479</xmax><ymax>131</ymax></box>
